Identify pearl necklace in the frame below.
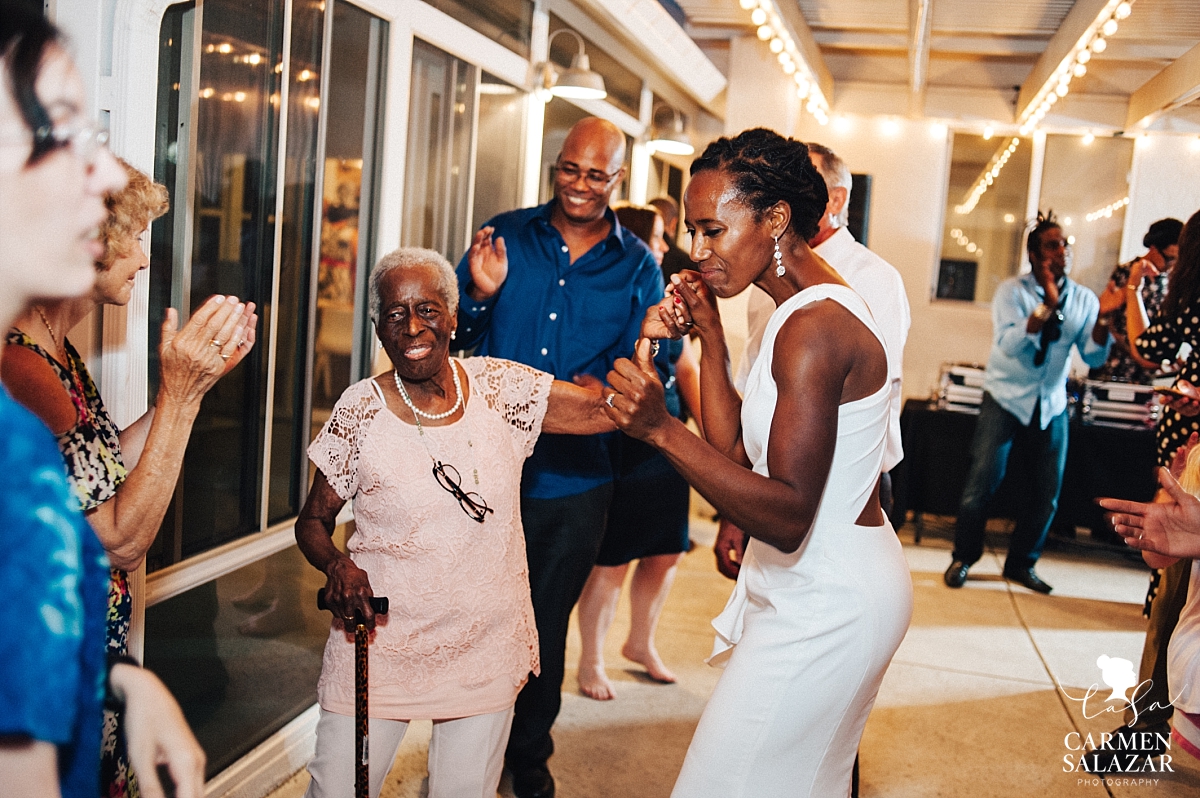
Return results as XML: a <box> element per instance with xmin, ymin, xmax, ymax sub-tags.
<box><xmin>393</xmin><ymin>361</ymin><xmax>463</xmax><ymax>421</ymax></box>
<box><xmin>393</xmin><ymin>361</ymin><xmax>481</xmax><ymax>489</ymax></box>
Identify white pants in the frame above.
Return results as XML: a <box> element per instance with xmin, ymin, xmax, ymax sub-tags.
<box><xmin>304</xmin><ymin>706</ymin><xmax>514</xmax><ymax>798</ymax></box>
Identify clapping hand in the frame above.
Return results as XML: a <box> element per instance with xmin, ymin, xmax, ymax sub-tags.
<box><xmin>158</xmin><ymin>296</ymin><xmax>257</xmax><ymax>408</ymax></box>
<box><xmin>1097</xmin><ymin>279</ymin><xmax>1124</xmax><ymax>316</ymax></box>
<box><xmin>1100</xmin><ymin>466</ymin><xmax>1200</xmax><ymax>560</ymax></box>
<box><xmin>466</xmin><ymin>226</ymin><xmax>508</xmax><ymax>300</ymax></box>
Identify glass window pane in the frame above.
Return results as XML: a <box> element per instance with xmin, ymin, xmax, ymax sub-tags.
<box><xmin>401</xmin><ymin>39</ymin><xmax>477</xmax><ymax>264</ymax></box>
<box><xmin>471</xmin><ymin>73</ymin><xmax>526</xmax><ymax>230</ymax></box>
<box><xmin>311</xmin><ymin>2</ymin><xmax>387</xmax><ymax>442</ymax></box>
<box><xmin>548</xmin><ymin>14</ymin><xmax>642</xmax><ymax>119</ymax></box>
<box><xmin>422</xmin><ymin>0</ymin><xmax>533</xmax><ymax>59</ymax></box>
<box><xmin>267</xmin><ymin>0</ymin><xmax>325</xmax><ymax>524</ymax></box>
<box><xmin>143</xmin><ymin>536</ymin><xmax>342</xmax><ymax>777</ymax></box>
<box><xmin>149</xmin><ymin>0</ymin><xmax>286</xmax><ymax>570</ymax></box>
<box><xmin>1038</xmin><ymin>134</ymin><xmax>1135</xmax><ymax>298</ymax></box>
<box><xmin>937</xmin><ymin>133</ymin><xmax>1032</xmax><ymax>304</ymax></box>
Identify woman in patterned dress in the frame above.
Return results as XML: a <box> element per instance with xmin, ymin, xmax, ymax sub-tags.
<box><xmin>296</xmin><ymin>248</ymin><xmax>617</xmax><ymax>798</ymax></box>
<box><xmin>2</xmin><ymin>158</ymin><xmax>257</xmax><ymax>797</ymax></box>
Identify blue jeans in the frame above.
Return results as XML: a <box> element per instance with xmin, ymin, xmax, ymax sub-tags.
<box><xmin>952</xmin><ymin>392</ymin><xmax>1069</xmax><ymax>571</ymax></box>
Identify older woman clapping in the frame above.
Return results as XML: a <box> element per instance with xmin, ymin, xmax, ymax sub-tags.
<box><xmin>3</xmin><ymin>157</ymin><xmax>256</xmax><ymax>797</ymax></box>
<box><xmin>296</xmin><ymin>247</ymin><xmax>614</xmax><ymax>798</ymax></box>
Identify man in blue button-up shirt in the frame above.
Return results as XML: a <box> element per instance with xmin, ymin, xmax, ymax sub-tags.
<box><xmin>455</xmin><ymin>117</ymin><xmax>663</xmax><ymax>798</ymax></box>
<box><xmin>945</xmin><ymin>216</ymin><xmax>1113</xmax><ymax>595</ymax></box>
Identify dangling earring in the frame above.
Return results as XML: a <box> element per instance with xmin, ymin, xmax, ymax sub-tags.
<box><xmin>451</xmin><ymin>330</ymin><xmax>457</xmax><ymax>341</ymax></box>
<box><xmin>773</xmin><ymin>235</ymin><xmax>785</xmax><ymax>277</ymax></box>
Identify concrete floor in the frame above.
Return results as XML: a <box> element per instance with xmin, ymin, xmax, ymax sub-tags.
<box><xmin>268</xmin><ymin>515</ymin><xmax>1200</xmax><ymax>798</ymax></box>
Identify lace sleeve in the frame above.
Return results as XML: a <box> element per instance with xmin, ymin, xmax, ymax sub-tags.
<box><xmin>307</xmin><ymin>381</ymin><xmax>382</xmax><ymax>500</ymax></box>
<box><xmin>462</xmin><ymin>357</ymin><xmax>552</xmax><ymax>458</ymax></box>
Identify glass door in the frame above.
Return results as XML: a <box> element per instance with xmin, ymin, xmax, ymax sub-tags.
<box><xmin>145</xmin><ymin>0</ymin><xmax>386</xmax><ymax>778</ymax></box>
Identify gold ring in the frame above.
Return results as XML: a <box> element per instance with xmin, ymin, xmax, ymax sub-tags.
<box><xmin>210</xmin><ymin>338</ymin><xmax>223</xmax><ymax>347</ymax></box>
<box><xmin>605</xmin><ymin>392</ymin><xmax>616</xmax><ymax>408</ymax></box>
<box><xmin>220</xmin><ymin>353</ymin><xmax>231</xmax><ymax>361</ymax></box>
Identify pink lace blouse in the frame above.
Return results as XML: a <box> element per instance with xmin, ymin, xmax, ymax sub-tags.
<box><xmin>308</xmin><ymin>357</ymin><xmax>552</xmax><ymax>719</ymax></box>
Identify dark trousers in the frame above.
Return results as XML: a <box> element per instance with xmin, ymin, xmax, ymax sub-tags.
<box><xmin>1127</xmin><ymin>558</ymin><xmax>1191</xmax><ymax>729</ymax></box>
<box><xmin>953</xmin><ymin>392</ymin><xmax>1068</xmax><ymax>571</ymax></box>
<box><xmin>505</xmin><ymin>482</ymin><xmax>613</xmax><ymax>769</ymax></box>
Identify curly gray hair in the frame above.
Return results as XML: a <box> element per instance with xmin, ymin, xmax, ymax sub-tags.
<box><xmin>368</xmin><ymin>247</ymin><xmax>459</xmax><ymax>322</ymax></box>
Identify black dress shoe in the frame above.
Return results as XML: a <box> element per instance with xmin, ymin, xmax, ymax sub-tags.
<box><xmin>511</xmin><ymin>763</ymin><xmax>555</xmax><ymax>798</ymax></box>
<box><xmin>1003</xmin><ymin>566</ymin><xmax>1053</xmax><ymax>594</ymax></box>
<box><xmin>944</xmin><ymin>560</ymin><xmax>970</xmax><ymax>588</ymax></box>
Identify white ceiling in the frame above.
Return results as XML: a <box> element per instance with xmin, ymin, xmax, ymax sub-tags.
<box><xmin>675</xmin><ymin>0</ymin><xmax>1200</xmax><ymax>132</ymax></box>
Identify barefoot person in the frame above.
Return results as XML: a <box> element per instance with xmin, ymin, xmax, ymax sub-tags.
<box><xmin>604</xmin><ymin>129</ymin><xmax>913</xmax><ymax>796</ymax></box>
<box><xmin>576</xmin><ymin>204</ymin><xmax>701</xmax><ymax>700</ymax></box>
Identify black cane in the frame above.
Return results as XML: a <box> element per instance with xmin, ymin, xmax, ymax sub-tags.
<box><xmin>317</xmin><ymin>589</ymin><xmax>389</xmax><ymax>798</ymax></box>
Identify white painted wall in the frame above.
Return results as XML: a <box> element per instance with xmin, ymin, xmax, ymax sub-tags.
<box><xmin>789</xmin><ymin>113</ymin><xmax>994</xmax><ymax>403</ymax></box>
<box><xmin>1121</xmin><ymin>135</ymin><xmax>1200</xmax><ymax>263</ymax></box>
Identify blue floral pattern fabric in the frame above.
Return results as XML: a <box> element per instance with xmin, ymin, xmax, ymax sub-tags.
<box><xmin>6</xmin><ymin>329</ymin><xmax>136</xmax><ymax>796</ymax></box>
<box><xmin>0</xmin><ymin>385</ymin><xmax>110</xmax><ymax>798</ymax></box>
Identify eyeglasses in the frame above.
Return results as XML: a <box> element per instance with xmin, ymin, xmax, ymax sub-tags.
<box><xmin>432</xmin><ymin>461</ymin><xmax>493</xmax><ymax>523</ymax></box>
<box><xmin>29</xmin><ymin>118</ymin><xmax>110</xmax><ymax>165</ymax></box>
<box><xmin>555</xmin><ymin>161</ymin><xmax>620</xmax><ymax>191</ymax></box>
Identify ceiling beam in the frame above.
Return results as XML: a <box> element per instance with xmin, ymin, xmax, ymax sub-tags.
<box><xmin>1126</xmin><ymin>39</ymin><xmax>1200</xmax><ymax>129</ymax></box>
<box><xmin>1015</xmin><ymin>0</ymin><xmax>1112</xmax><ymax>122</ymax></box>
<box><xmin>908</xmin><ymin>0</ymin><xmax>933</xmax><ymax>117</ymax></box>
<box><xmin>772</xmin><ymin>0</ymin><xmax>834</xmax><ymax>109</ymax></box>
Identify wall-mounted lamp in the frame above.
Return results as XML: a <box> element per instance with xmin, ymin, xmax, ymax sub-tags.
<box><xmin>538</xmin><ymin>29</ymin><xmax>607</xmax><ymax>101</ymax></box>
<box><xmin>647</xmin><ymin>104</ymin><xmax>694</xmax><ymax>156</ymax></box>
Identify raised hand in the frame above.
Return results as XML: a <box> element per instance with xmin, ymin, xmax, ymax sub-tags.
<box><xmin>670</xmin><ymin>271</ymin><xmax>722</xmax><ymax>337</ymax></box>
<box><xmin>1166</xmin><ymin>379</ymin><xmax>1200</xmax><ymax>418</ymax></box>
<box><xmin>1100</xmin><ymin>467</ymin><xmax>1200</xmax><ymax>559</ymax></box>
<box><xmin>1097</xmin><ymin>279</ymin><xmax>1124</xmax><ymax>316</ymax></box>
<box><xmin>466</xmin><ymin>226</ymin><xmax>508</xmax><ymax>300</ymax></box>
<box><xmin>605</xmin><ymin>338</ymin><xmax>672</xmax><ymax>444</ymax></box>
<box><xmin>158</xmin><ymin>296</ymin><xmax>257</xmax><ymax>408</ymax></box>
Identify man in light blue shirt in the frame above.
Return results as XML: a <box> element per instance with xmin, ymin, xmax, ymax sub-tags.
<box><xmin>945</xmin><ymin>215</ymin><xmax>1114</xmax><ymax>594</ymax></box>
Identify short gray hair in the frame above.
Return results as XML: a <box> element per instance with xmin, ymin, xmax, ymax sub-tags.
<box><xmin>368</xmin><ymin>247</ymin><xmax>459</xmax><ymax>322</ymax></box>
<box><xmin>807</xmin><ymin>142</ymin><xmax>852</xmax><ymax>227</ymax></box>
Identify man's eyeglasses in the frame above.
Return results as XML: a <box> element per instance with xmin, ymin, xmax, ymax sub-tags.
<box><xmin>555</xmin><ymin>161</ymin><xmax>620</xmax><ymax>191</ymax></box>
<box><xmin>432</xmin><ymin>461</ymin><xmax>493</xmax><ymax>523</ymax></box>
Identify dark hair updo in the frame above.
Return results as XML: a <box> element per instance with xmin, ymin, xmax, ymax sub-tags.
<box><xmin>689</xmin><ymin>128</ymin><xmax>828</xmax><ymax>241</ymax></box>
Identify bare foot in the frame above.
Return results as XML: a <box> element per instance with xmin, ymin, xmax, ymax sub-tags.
<box><xmin>577</xmin><ymin>663</ymin><xmax>616</xmax><ymax>700</ymax></box>
<box><xmin>621</xmin><ymin>642</ymin><xmax>677</xmax><ymax>684</ymax></box>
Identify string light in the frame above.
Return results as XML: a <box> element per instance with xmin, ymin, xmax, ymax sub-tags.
<box><xmin>1086</xmin><ymin>196</ymin><xmax>1130</xmax><ymax>222</ymax></box>
<box><xmin>741</xmin><ymin>0</ymin><xmax>830</xmax><ymax>122</ymax></box>
<box><xmin>955</xmin><ymin>138</ymin><xmax>1021</xmax><ymax>215</ymax></box>
<box><xmin>948</xmin><ymin>228</ymin><xmax>983</xmax><ymax>258</ymax></box>
<box><xmin>1017</xmin><ymin>1</ymin><xmax>1138</xmax><ymax>132</ymax></box>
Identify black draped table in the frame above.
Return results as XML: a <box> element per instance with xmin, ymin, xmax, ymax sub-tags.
<box><xmin>890</xmin><ymin>398</ymin><xmax>1159</xmax><ymax>543</ymax></box>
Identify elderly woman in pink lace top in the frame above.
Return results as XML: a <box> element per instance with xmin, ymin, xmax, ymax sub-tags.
<box><xmin>295</xmin><ymin>247</ymin><xmax>616</xmax><ymax>798</ymax></box>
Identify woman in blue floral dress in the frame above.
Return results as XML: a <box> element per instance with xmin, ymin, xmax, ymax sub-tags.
<box><xmin>3</xmin><ymin>159</ymin><xmax>257</xmax><ymax>797</ymax></box>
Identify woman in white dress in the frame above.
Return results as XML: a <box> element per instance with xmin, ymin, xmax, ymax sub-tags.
<box><xmin>604</xmin><ymin>128</ymin><xmax>913</xmax><ymax>797</ymax></box>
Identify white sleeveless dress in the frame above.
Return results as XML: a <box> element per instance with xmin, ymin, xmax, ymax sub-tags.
<box><xmin>671</xmin><ymin>284</ymin><xmax>914</xmax><ymax>798</ymax></box>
